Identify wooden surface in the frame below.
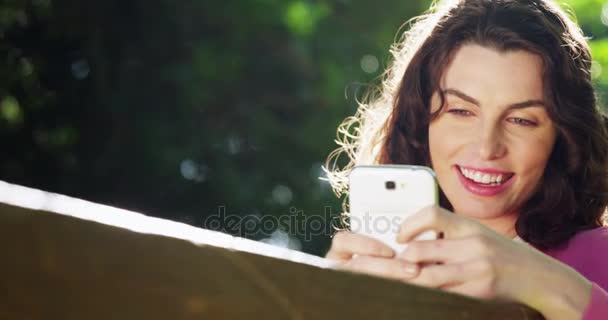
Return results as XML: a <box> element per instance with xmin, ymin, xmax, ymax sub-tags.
<box><xmin>0</xmin><ymin>181</ymin><xmax>544</xmax><ymax>319</ymax></box>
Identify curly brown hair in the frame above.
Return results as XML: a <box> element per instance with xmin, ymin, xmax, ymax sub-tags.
<box><xmin>325</xmin><ymin>0</ymin><xmax>608</xmax><ymax>250</ymax></box>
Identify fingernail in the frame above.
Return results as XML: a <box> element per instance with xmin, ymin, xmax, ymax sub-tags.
<box><xmin>403</xmin><ymin>263</ymin><xmax>419</xmax><ymax>276</ymax></box>
<box><xmin>382</xmin><ymin>247</ymin><xmax>395</xmax><ymax>257</ymax></box>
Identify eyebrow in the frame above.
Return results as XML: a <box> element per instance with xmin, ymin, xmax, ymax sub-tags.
<box><xmin>442</xmin><ymin>88</ymin><xmax>545</xmax><ymax>109</ymax></box>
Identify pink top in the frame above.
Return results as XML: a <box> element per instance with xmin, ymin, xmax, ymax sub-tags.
<box><xmin>541</xmin><ymin>227</ymin><xmax>608</xmax><ymax>319</ymax></box>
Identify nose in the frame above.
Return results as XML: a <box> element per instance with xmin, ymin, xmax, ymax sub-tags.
<box><xmin>475</xmin><ymin>121</ymin><xmax>507</xmax><ymax>160</ymax></box>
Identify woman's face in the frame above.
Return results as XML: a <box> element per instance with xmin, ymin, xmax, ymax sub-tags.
<box><xmin>428</xmin><ymin>44</ymin><xmax>557</xmax><ymax>220</ymax></box>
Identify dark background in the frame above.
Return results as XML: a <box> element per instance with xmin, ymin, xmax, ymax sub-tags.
<box><xmin>1</xmin><ymin>0</ymin><xmax>606</xmax><ymax>255</ymax></box>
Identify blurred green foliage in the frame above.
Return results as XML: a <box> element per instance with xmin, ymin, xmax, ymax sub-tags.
<box><xmin>562</xmin><ymin>0</ymin><xmax>608</xmax><ymax>98</ymax></box>
<box><xmin>0</xmin><ymin>0</ymin><xmax>607</xmax><ymax>255</ymax></box>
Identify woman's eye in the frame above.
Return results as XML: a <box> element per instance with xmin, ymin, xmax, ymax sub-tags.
<box><xmin>447</xmin><ymin>109</ymin><xmax>473</xmax><ymax>116</ymax></box>
<box><xmin>508</xmin><ymin>117</ymin><xmax>537</xmax><ymax>127</ymax></box>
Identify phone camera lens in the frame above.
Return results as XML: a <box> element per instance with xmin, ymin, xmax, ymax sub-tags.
<box><xmin>385</xmin><ymin>181</ymin><xmax>396</xmax><ymax>190</ymax></box>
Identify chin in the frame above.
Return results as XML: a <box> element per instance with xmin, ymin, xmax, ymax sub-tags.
<box><xmin>451</xmin><ymin>201</ymin><xmax>509</xmax><ymax>219</ymax></box>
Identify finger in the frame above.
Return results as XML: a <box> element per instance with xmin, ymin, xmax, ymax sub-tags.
<box><xmin>397</xmin><ymin>238</ymin><xmax>483</xmax><ymax>264</ymax></box>
<box><xmin>339</xmin><ymin>255</ymin><xmax>419</xmax><ymax>280</ymax></box>
<box><xmin>396</xmin><ymin>206</ymin><xmax>475</xmax><ymax>243</ymax></box>
<box><xmin>326</xmin><ymin>231</ymin><xmax>394</xmax><ymax>260</ymax></box>
<box><xmin>406</xmin><ymin>259</ymin><xmax>488</xmax><ymax>289</ymax></box>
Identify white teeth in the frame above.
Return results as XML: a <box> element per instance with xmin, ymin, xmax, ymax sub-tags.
<box><xmin>481</xmin><ymin>174</ymin><xmax>491</xmax><ymax>184</ymax></box>
<box><xmin>459</xmin><ymin>166</ymin><xmax>510</xmax><ymax>185</ymax></box>
<box><xmin>474</xmin><ymin>171</ymin><xmax>482</xmax><ymax>181</ymax></box>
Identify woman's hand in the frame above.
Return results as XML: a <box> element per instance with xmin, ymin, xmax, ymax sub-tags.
<box><xmin>396</xmin><ymin>205</ymin><xmax>593</xmax><ymax>320</ymax></box>
<box><xmin>326</xmin><ymin>231</ymin><xmax>420</xmax><ymax>281</ymax></box>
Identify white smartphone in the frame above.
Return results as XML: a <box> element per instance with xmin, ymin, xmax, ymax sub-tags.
<box><xmin>348</xmin><ymin>165</ymin><xmax>439</xmax><ymax>251</ymax></box>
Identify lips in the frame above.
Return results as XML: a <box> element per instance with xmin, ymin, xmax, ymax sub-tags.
<box><xmin>454</xmin><ymin>165</ymin><xmax>515</xmax><ymax>196</ymax></box>
<box><xmin>458</xmin><ymin>165</ymin><xmax>514</xmax><ymax>185</ymax></box>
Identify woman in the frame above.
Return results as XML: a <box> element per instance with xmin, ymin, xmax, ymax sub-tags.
<box><xmin>324</xmin><ymin>0</ymin><xmax>608</xmax><ymax>319</ymax></box>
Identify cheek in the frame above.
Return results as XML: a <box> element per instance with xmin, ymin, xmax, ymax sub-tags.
<box><xmin>429</xmin><ymin>120</ymin><xmax>454</xmax><ymax>171</ymax></box>
<box><xmin>428</xmin><ymin>120</ymin><xmax>466</xmax><ymax>166</ymax></box>
<box><xmin>515</xmin><ymin>141</ymin><xmax>554</xmax><ymax>177</ymax></box>
<box><xmin>508</xmin><ymin>134</ymin><xmax>556</xmax><ymax>198</ymax></box>
<box><xmin>516</xmin><ymin>127</ymin><xmax>556</xmax><ymax>167</ymax></box>
<box><xmin>428</xmin><ymin>123</ymin><xmax>443</xmax><ymax>167</ymax></box>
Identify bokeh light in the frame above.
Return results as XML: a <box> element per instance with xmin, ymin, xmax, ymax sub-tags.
<box><xmin>360</xmin><ymin>54</ymin><xmax>380</xmax><ymax>74</ymax></box>
<box><xmin>272</xmin><ymin>184</ymin><xmax>293</xmax><ymax>206</ymax></box>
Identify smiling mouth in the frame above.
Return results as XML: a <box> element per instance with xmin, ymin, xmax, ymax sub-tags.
<box><xmin>456</xmin><ymin>165</ymin><xmax>515</xmax><ymax>186</ymax></box>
